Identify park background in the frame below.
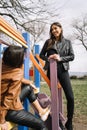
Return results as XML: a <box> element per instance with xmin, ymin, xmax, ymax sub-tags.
<box><xmin>0</xmin><ymin>0</ymin><xmax>87</xmax><ymax>130</ymax></box>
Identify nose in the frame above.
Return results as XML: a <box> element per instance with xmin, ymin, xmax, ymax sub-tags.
<box><xmin>52</xmin><ymin>29</ymin><xmax>56</xmax><ymax>33</ymax></box>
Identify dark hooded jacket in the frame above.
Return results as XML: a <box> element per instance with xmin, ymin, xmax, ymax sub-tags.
<box><xmin>40</xmin><ymin>37</ymin><xmax>74</xmax><ymax>71</ymax></box>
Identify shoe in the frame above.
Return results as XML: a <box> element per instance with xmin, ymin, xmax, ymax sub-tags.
<box><xmin>65</xmin><ymin>120</ymin><xmax>73</xmax><ymax>130</ymax></box>
<box><xmin>39</xmin><ymin>107</ymin><xmax>50</xmax><ymax>121</ymax></box>
<box><xmin>59</xmin><ymin>120</ymin><xmax>66</xmax><ymax>130</ymax></box>
<box><xmin>41</xmin><ymin>128</ymin><xmax>48</xmax><ymax>130</ymax></box>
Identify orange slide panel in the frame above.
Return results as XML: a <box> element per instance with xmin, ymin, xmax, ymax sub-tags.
<box><xmin>30</xmin><ymin>52</ymin><xmax>61</xmax><ymax>88</ymax></box>
<box><xmin>0</xmin><ymin>16</ymin><xmax>26</xmax><ymax>43</ymax></box>
<box><xmin>0</xmin><ymin>16</ymin><xmax>28</xmax><ymax>48</ymax></box>
<box><xmin>35</xmin><ymin>54</ymin><xmax>45</xmax><ymax>67</ymax></box>
<box><xmin>30</xmin><ymin>52</ymin><xmax>50</xmax><ymax>87</ymax></box>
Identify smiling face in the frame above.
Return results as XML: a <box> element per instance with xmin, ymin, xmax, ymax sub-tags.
<box><xmin>50</xmin><ymin>22</ymin><xmax>63</xmax><ymax>41</ymax></box>
<box><xmin>51</xmin><ymin>25</ymin><xmax>62</xmax><ymax>40</ymax></box>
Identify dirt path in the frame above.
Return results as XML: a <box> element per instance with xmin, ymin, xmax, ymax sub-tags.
<box><xmin>74</xmin><ymin>123</ymin><xmax>87</xmax><ymax>130</ymax></box>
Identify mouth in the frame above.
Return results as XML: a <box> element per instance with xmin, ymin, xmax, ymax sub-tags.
<box><xmin>54</xmin><ymin>32</ymin><xmax>59</xmax><ymax>36</ymax></box>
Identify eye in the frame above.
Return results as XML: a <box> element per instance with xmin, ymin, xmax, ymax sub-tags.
<box><xmin>52</xmin><ymin>27</ymin><xmax>56</xmax><ymax>31</ymax></box>
<box><xmin>55</xmin><ymin>27</ymin><xmax>57</xmax><ymax>30</ymax></box>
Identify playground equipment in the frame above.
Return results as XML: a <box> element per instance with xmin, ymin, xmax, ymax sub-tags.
<box><xmin>0</xmin><ymin>16</ymin><xmax>65</xmax><ymax>130</ymax></box>
<box><xmin>0</xmin><ymin>16</ymin><xmax>28</xmax><ymax>130</ymax></box>
<box><xmin>0</xmin><ymin>16</ymin><xmax>27</xmax><ymax>48</ymax></box>
<box><xmin>34</xmin><ymin>46</ymin><xmax>65</xmax><ymax>130</ymax></box>
<box><xmin>35</xmin><ymin>54</ymin><xmax>45</xmax><ymax>67</ymax></box>
<box><xmin>50</xmin><ymin>59</ymin><xmax>65</xmax><ymax>130</ymax></box>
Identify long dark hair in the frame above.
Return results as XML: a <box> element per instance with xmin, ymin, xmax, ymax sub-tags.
<box><xmin>3</xmin><ymin>45</ymin><xmax>24</xmax><ymax>68</ymax></box>
<box><xmin>47</xmin><ymin>22</ymin><xmax>63</xmax><ymax>50</ymax></box>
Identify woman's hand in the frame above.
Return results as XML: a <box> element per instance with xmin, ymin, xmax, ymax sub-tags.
<box><xmin>0</xmin><ymin>122</ymin><xmax>8</xmax><ymax>130</ymax></box>
<box><xmin>48</xmin><ymin>54</ymin><xmax>61</xmax><ymax>61</ymax></box>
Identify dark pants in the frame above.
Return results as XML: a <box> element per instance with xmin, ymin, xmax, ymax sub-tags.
<box><xmin>5</xmin><ymin>85</ymin><xmax>47</xmax><ymax>130</ymax></box>
<box><xmin>47</xmin><ymin>63</ymin><xmax>74</xmax><ymax>121</ymax></box>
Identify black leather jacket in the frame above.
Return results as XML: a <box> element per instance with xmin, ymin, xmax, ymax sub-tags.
<box><xmin>40</xmin><ymin>38</ymin><xmax>75</xmax><ymax>71</ymax></box>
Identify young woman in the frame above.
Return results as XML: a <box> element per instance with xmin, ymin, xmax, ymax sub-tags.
<box><xmin>40</xmin><ymin>22</ymin><xmax>75</xmax><ymax>130</ymax></box>
<box><xmin>0</xmin><ymin>45</ymin><xmax>50</xmax><ymax>130</ymax></box>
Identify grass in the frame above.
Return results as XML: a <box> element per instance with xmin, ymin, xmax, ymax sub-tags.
<box><xmin>40</xmin><ymin>79</ymin><xmax>87</xmax><ymax>124</ymax></box>
<box><xmin>71</xmin><ymin>79</ymin><xmax>87</xmax><ymax>124</ymax></box>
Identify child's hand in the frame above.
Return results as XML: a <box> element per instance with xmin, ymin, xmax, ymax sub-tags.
<box><xmin>30</xmin><ymin>83</ymin><xmax>37</xmax><ymax>90</ymax></box>
<box><xmin>30</xmin><ymin>84</ymin><xmax>39</xmax><ymax>94</ymax></box>
<box><xmin>0</xmin><ymin>122</ymin><xmax>8</xmax><ymax>130</ymax></box>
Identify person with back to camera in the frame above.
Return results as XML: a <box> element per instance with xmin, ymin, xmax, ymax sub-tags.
<box><xmin>40</xmin><ymin>22</ymin><xmax>75</xmax><ymax>130</ymax></box>
<box><xmin>0</xmin><ymin>45</ymin><xmax>50</xmax><ymax>130</ymax></box>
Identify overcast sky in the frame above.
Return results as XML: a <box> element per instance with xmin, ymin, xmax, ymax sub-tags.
<box><xmin>45</xmin><ymin>0</ymin><xmax>87</xmax><ymax>73</ymax></box>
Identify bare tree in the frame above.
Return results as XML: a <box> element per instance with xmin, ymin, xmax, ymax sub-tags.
<box><xmin>0</xmin><ymin>0</ymin><xmax>59</xmax><ymax>47</ymax></box>
<box><xmin>0</xmin><ymin>0</ymin><xmax>49</xmax><ymax>27</ymax></box>
<box><xmin>72</xmin><ymin>14</ymin><xmax>87</xmax><ymax>50</ymax></box>
<box><xmin>23</xmin><ymin>20</ymin><xmax>47</xmax><ymax>49</ymax></box>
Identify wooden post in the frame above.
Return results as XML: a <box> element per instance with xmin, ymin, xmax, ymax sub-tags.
<box><xmin>50</xmin><ymin>59</ymin><xmax>61</xmax><ymax>130</ymax></box>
